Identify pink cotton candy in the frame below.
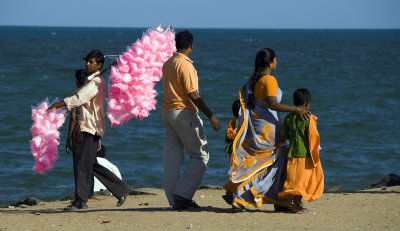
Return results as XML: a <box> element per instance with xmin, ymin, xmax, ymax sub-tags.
<box><xmin>30</xmin><ymin>98</ymin><xmax>66</xmax><ymax>174</ymax></box>
<box><xmin>33</xmin><ymin>162</ymin><xmax>51</xmax><ymax>174</ymax></box>
<box><xmin>107</xmin><ymin>25</ymin><xmax>176</xmax><ymax>127</ymax></box>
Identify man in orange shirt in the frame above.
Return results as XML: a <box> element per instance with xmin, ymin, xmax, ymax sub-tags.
<box><xmin>162</xmin><ymin>30</ymin><xmax>220</xmax><ymax>210</ymax></box>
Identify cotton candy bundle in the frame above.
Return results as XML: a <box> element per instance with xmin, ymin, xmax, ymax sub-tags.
<box><xmin>30</xmin><ymin>98</ymin><xmax>67</xmax><ymax>174</ymax></box>
<box><xmin>107</xmin><ymin>25</ymin><xmax>176</xmax><ymax>127</ymax></box>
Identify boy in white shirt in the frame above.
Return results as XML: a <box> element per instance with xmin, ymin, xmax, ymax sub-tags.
<box><xmin>49</xmin><ymin>50</ymin><xmax>129</xmax><ymax>210</ymax></box>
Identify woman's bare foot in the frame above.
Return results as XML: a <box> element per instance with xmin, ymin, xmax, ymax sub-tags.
<box><xmin>232</xmin><ymin>201</ymin><xmax>246</xmax><ymax>213</ymax></box>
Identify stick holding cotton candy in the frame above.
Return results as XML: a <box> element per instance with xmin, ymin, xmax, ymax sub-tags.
<box><xmin>30</xmin><ymin>98</ymin><xmax>67</xmax><ymax>174</ymax></box>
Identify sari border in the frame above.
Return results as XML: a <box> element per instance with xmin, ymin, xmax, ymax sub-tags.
<box><xmin>231</xmin><ymin>87</ymin><xmax>274</xmax><ymax>183</ymax></box>
<box><xmin>234</xmin><ymin>186</ymin><xmax>291</xmax><ymax>208</ymax></box>
<box><xmin>231</xmin><ymin>88</ymin><xmax>246</xmax><ymax>166</ymax></box>
<box><xmin>232</xmin><ymin>145</ymin><xmax>284</xmax><ymax>183</ymax></box>
<box><xmin>231</xmin><ymin>159</ymin><xmax>275</xmax><ymax>183</ymax></box>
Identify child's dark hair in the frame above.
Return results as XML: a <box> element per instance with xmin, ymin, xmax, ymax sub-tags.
<box><xmin>247</xmin><ymin>48</ymin><xmax>276</xmax><ymax>110</ymax></box>
<box><xmin>96</xmin><ymin>145</ymin><xmax>106</xmax><ymax>158</ymax></box>
<box><xmin>75</xmin><ymin>69</ymin><xmax>88</xmax><ymax>86</ymax></box>
<box><xmin>175</xmin><ymin>30</ymin><xmax>193</xmax><ymax>50</ymax></box>
<box><xmin>232</xmin><ymin>99</ymin><xmax>241</xmax><ymax>118</ymax></box>
<box><xmin>84</xmin><ymin>49</ymin><xmax>104</xmax><ymax>68</ymax></box>
<box><xmin>293</xmin><ymin>88</ymin><xmax>311</xmax><ymax>106</ymax></box>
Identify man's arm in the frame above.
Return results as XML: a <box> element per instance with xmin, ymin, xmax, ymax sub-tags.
<box><xmin>48</xmin><ymin>77</ymin><xmax>100</xmax><ymax>112</ymax></box>
<box><xmin>188</xmin><ymin>90</ymin><xmax>220</xmax><ymax>131</ymax></box>
<box><xmin>48</xmin><ymin>100</ymin><xmax>66</xmax><ymax>111</ymax></box>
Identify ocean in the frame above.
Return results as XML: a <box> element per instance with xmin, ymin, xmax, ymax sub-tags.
<box><xmin>0</xmin><ymin>26</ymin><xmax>399</xmax><ymax>206</ymax></box>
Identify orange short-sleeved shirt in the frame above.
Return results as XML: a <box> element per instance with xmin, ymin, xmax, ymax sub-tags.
<box><xmin>225</xmin><ymin>118</ymin><xmax>238</xmax><ymax>142</ymax></box>
<box><xmin>254</xmin><ymin>75</ymin><xmax>278</xmax><ymax>101</ymax></box>
<box><xmin>162</xmin><ymin>52</ymin><xmax>199</xmax><ymax>113</ymax></box>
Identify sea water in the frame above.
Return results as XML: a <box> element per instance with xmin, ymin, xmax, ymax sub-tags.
<box><xmin>0</xmin><ymin>27</ymin><xmax>399</xmax><ymax>205</ymax></box>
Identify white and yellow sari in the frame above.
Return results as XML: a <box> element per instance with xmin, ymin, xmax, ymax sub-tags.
<box><xmin>228</xmin><ymin>75</ymin><xmax>291</xmax><ymax>208</ymax></box>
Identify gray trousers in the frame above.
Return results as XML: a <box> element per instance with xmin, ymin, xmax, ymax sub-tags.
<box><xmin>162</xmin><ymin>109</ymin><xmax>209</xmax><ymax>206</ymax></box>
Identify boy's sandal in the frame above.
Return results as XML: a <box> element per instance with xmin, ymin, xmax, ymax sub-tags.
<box><xmin>64</xmin><ymin>204</ymin><xmax>88</xmax><ymax>211</ymax></box>
<box><xmin>116</xmin><ymin>195</ymin><xmax>128</xmax><ymax>207</ymax></box>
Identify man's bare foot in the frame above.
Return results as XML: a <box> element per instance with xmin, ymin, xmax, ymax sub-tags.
<box><xmin>87</xmin><ymin>196</ymin><xmax>100</xmax><ymax>202</ymax></box>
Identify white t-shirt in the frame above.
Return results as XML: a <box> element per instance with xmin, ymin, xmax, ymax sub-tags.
<box><xmin>93</xmin><ymin>157</ymin><xmax>122</xmax><ymax>192</ymax></box>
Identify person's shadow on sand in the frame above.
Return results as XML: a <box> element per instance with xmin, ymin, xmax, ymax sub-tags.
<box><xmin>7</xmin><ymin>206</ymin><xmax>280</xmax><ymax>215</ymax></box>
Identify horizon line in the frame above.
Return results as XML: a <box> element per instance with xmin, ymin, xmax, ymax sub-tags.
<box><xmin>1</xmin><ymin>24</ymin><xmax>399</xmax><ymax>30</ymax></box>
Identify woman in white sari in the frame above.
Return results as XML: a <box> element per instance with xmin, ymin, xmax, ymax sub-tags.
<box><xmin>226</xmin><ymin>48</ymin><xmax>310</xmax><ymax>212</ymax></box>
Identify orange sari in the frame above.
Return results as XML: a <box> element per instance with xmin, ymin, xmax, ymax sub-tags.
<box><xmin>278</xmin><ymin>115</ymin><xmax>324</xmax><ymax>201</ymax></box>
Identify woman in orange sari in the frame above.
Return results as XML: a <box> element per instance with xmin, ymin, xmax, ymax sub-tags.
<box><xmin>227</xmin><ymin>48</ymin><xmax>310</xmax><ymax>212</ymax></box>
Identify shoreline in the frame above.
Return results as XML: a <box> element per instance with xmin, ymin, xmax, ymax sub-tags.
<box><xmin>1</xmin><ymin>186</ymin><xmax>399</xmax><ymax>230</ymax></box>
<box><xmin>1</xmin><ymin>179</ymin><xmax>393</xmax><ymax>208</ymax></box>
<box><xmin>0</xmin><ymin>183</ymin><xmax>377</xmax><ymax>208</ymax></box>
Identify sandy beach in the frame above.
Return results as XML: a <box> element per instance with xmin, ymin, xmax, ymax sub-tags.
<box><xmin>0</xmin><ymin>186</ymin><xmax>399</xmax><ymax>231</ymax></box>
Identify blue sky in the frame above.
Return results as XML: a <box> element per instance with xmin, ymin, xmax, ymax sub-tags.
<box><xmin>1</xmin><ymin>0</ymin><xmax>399</xmax><ymax>29</ymax></box>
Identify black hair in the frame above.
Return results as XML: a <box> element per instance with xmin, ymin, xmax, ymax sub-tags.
<box><xmin>247</xmin><ymin>48</ymin><xmax>276</xmax><ymax>110</ymax></box>
<box><xmin>96</xmin><ymin>145</ymin><xmax>106</xmax><ymax>158</ymax></box>
<box><xmin>84</xmin><ymin>49</ymin><xmax>104</xmax><ymax>68</ymax></box>
<box><xmin>75</xmin><ymin>69</ymin><xmax>88</xmax><ymax>86</ymax></box>
<box><xmin>175</xmin><ymin>30</ymin><xmax>193</xmax><ymax>50</ymax></box>
<box><xmin>293</xmin><ymin>88</ymin><xmax>311</xmax><ymax>106</ymax></box>
<box><xmin>232</xmin><ymin>99</ymin><xmax>241</xmax><ymax>118</ymax></box>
